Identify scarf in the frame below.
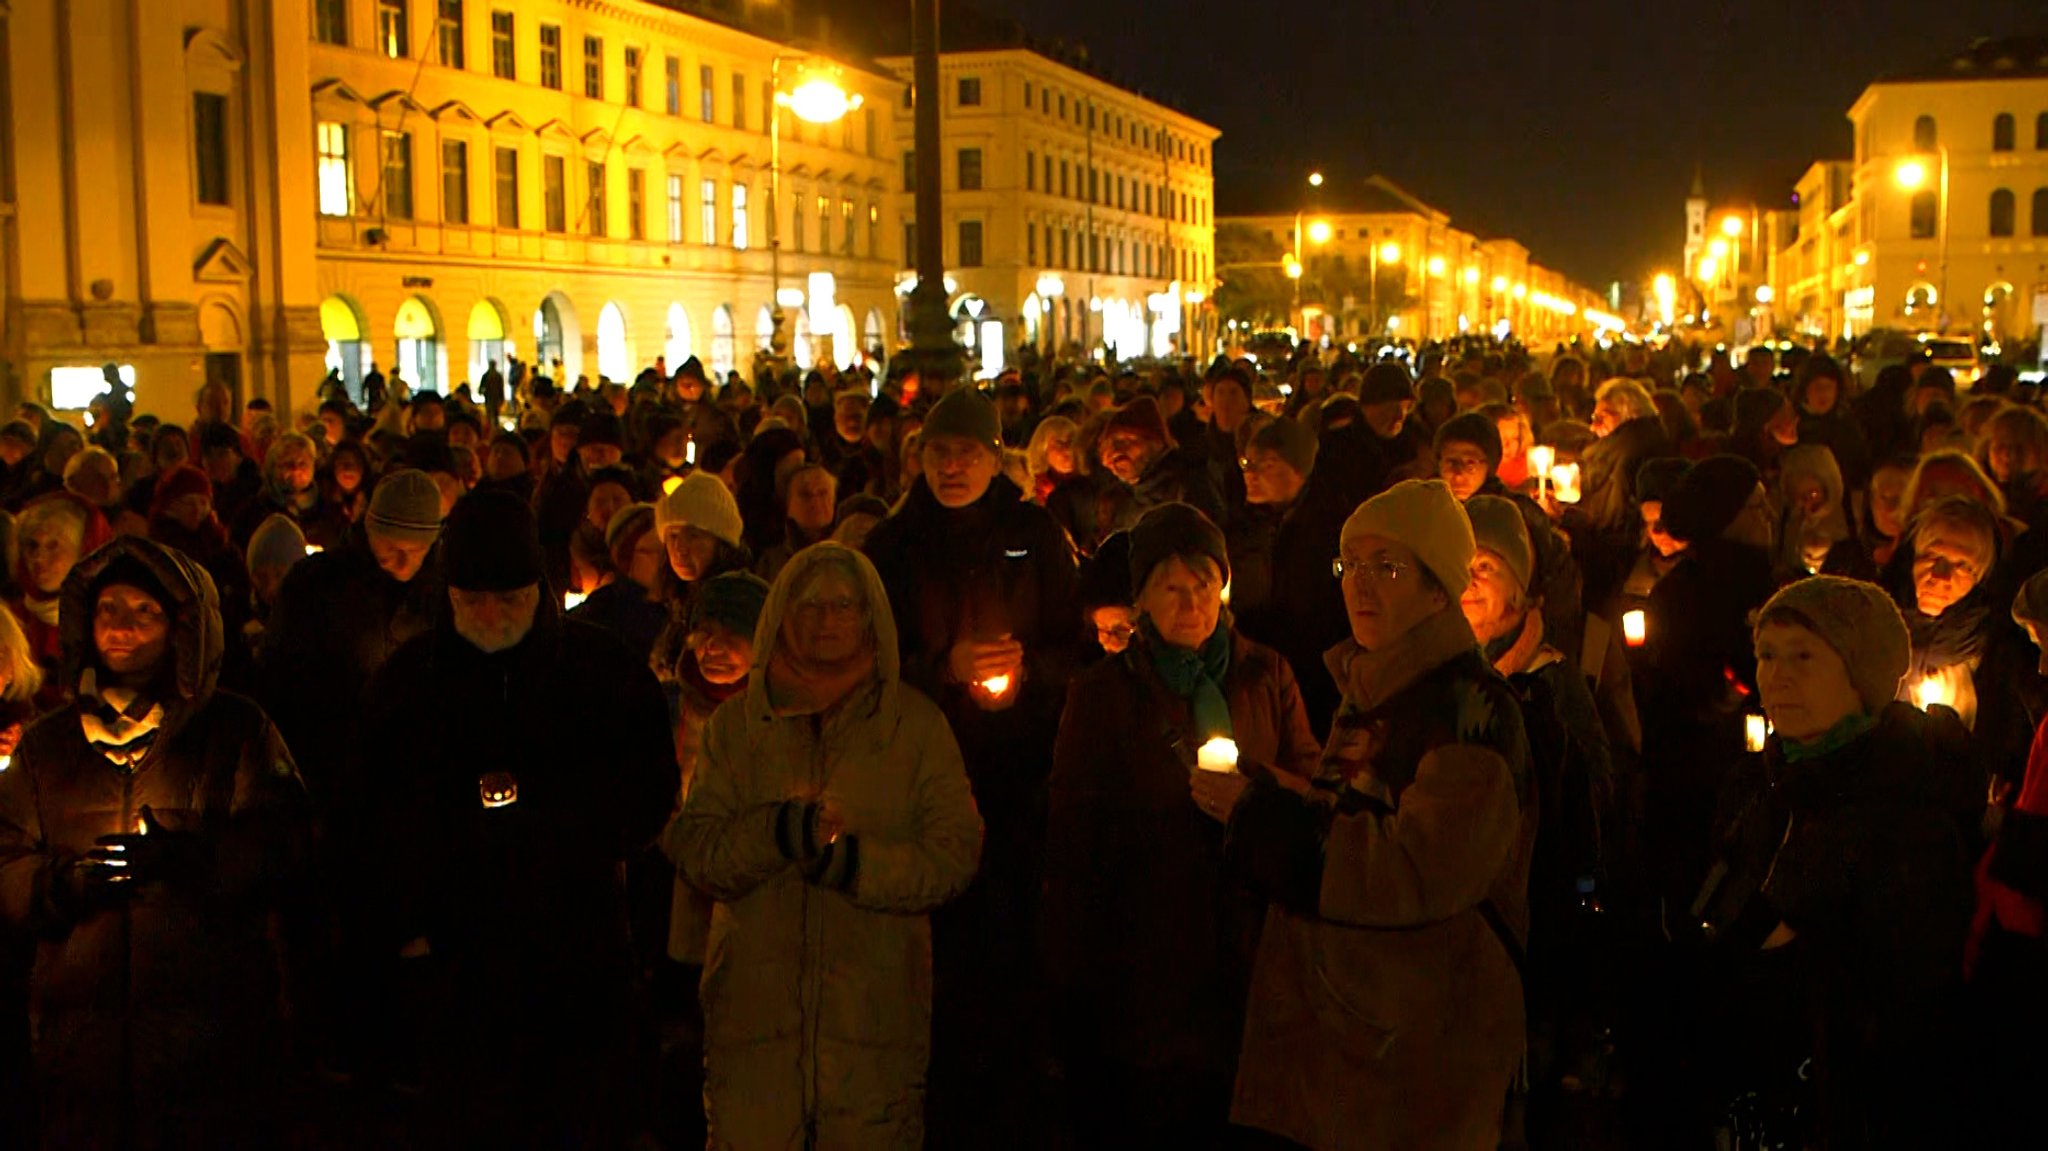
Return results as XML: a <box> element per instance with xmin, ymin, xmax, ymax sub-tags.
<box><xmin>1140</xmin><ymin>613</ymin><xmax>1233</xmax><ymax>742</ymax></box>
<box><xmin>77</xmin><ymin>668</ymin><xmax>166</xmax><ymax>771</ymax></box>
<box><xmin>1484</xmin><ymin>608</ymin><xmax>1545</xmax><ymax>677</ymax></box>
<box><xmin>21</xmin><ymin>591</ymin><xmax>58</xmax><ymax>628</ymax></box>
<box><xmin>1780</xmin><ymin>711</ymin><xmax>1878</xmax><ymax>764</ymax></box>
<box><xmin>766</xmin><ymin>645</ymin><xmax>877</xmax><ymax>718</ymax></box>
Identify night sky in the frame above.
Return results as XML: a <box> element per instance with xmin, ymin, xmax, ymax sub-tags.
<box><xmin>972</xmin><ymin>0</ymin><xmax>2047</xmax><ymax>289</ymax></box>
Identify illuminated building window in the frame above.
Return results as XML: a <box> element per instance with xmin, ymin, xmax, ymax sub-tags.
<box><xmin>538</xmin><ymin>25</ymin><xmax>561</xmax><ymax>89</ymax></box>
<box><xmin>317</xmin><ymin>122</ymin><xmax>353</xmax><ymax>216</ymax></box>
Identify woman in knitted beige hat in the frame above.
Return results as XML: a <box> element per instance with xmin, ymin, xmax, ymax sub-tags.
<box><xmin>647</xmin><ymin>473</ymin><xmax>754</xmax><ymax>684</ymax></box>
<box><xmin>1686</xmin><ymin>574</ymin><xmax>1978</xmax><ymax>1148</ymax></box>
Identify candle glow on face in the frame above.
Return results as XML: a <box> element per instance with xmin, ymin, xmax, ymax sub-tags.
<box><xmin>1196</xmin><ymin>737</ymin><xmax>1240</xmax><ymax>773</ymax></box>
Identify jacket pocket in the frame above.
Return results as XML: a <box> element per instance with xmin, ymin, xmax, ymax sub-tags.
<box><xmin>1310</xmin><ymin>952</ymin><xmax>1399</xmax><ymax>1062</ymax></box>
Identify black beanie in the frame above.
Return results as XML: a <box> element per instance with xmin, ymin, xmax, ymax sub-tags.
<box><xmin>1634</xmin><ymin>457</ymin><xmax>1692</xmax><ymax>505</ymax></box>
<box><xmin>1128</xmin><ymin>502</ymin><xmax>1229</xmax><ymax>593</ymax></box>
<box><xmin>687</xmin><ymin>571</ymin><xmax>771</xmax><ymax>639</ymax></box>
<box><xmin>1249</xmin><ymin>417</ymin><xmax>1318</xmax><ymax>478</ymax></box>
<box><xmin>1662</xmin><ymin>454</ymin><xmax>1761</xmax><ymax>544</ymax></box>
<box><xmin>1359</xmin><ymin>362</ymin><xmax>1417</xmax><ymax>405</ymax></box>
<box><xmin>443</xmin><ymin>490</ymin><xmax>548</xmax><ymax>591</ymax></box>
<box><xmin>1433</xmin><ymin>411</ymin><xmax>1503</xmax><ymax>469</ymax></box>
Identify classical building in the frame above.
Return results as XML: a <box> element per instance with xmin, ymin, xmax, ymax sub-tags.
<box><xmin>1</xmin><ymin>0</ymin><xmax>902</xmax><ymax>419</ymax></box>
<box><xmin>877</xmin><ymin>45</ymin><xmax>1219</xmax><ymax>375</ymax></box>
<box><xmin>1220</xmin><ymin>175</ymin><xmax>1609</xmax><ymax>347</ymax></box>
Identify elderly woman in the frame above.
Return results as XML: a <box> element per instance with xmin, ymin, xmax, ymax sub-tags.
<box><xmin>675</xmin><ymin>542</ymin><xmax>982</xmax><ymax>1147</ymax></box>
<box><xmin>1775</xmin><ymin>443</ymin><xmax>1851</xmax><ymax>580</ymax></box>
<box><xmin>1042</xmin><ymin>503</ymin><xmax>1319</xmax><ymax>1146</ymax></box>
<box><xmin>8</xmin><ymin>494</ymin><xmax>113</xmax><ymax>710</ymax></box>
<box><xmin>1225</xmin><ymin>479</ymin><xmax>1533</xmax><ymax>1150</ymax></box>
<box><xmin>228</xmin><ymin>431</ymin><xmax>347</xmax><ymax>551</ymax></box>
<box><xmin>1890</xmin><ymin>495</ymin><xmax>2043</xmax><ymax>803</ymax></box>
<box><xmin>0</xmin><ymin>536</ymin><xmax>311</xmax><ymax>1146</ymax></box>
<box><xmin>1980</xmin><ymin>404</ymin><xmax>2048</xmax><ymax>531</ymax></box>
<box><xmin>1693</xmin><ymin>577</ymin><xmax>1975</xmax><ymax>1148</ymax></box>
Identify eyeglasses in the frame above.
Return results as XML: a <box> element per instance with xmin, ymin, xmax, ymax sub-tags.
<box><xmin>1332</xmin><ymin>556</ymin><xmax>1413</xmax><ymax>583</ymax></box>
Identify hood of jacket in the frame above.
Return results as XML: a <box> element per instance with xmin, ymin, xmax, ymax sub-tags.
<box><xmin>58</xmin><ymin>535</ymin><xmax>225</xmax><ymax>734</ymax></box>
<box><xmin>743</xmin><ymin>541</ymin><xmax>901</xmax><ymax>724</ymax></box>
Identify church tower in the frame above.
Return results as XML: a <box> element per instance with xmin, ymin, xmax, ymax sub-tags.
<box><xmin>1683</xmin><ymin>164</ymin><xmax>1707</xmax><ymax>278</ymax></box>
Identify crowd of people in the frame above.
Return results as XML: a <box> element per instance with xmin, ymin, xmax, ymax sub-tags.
<box><xmin>0</xmin><ymin>335</ymin><xmax>2041</xmax><ymax>1148</ymax></box>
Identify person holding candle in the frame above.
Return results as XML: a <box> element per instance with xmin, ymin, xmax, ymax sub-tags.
<box><xmin>1042</xmin><ymin>501</ymin><xmax>1319</xmax><ymax>1145</ymax></box>
<box><xmin>647</xmin><ymin>472</ymin><xmax>753</xmax><ymax>686</ymax></box>
<box><xmin>366</xmin><ymin>491</ymin><xmax>678</xmax><ymax>1148</ymax></box>
<box><xmin>674</xmin><ymin>542</ymin><xmax>981</xmax><ymax>1148</ymax></box>
<box><xmin>860</xmin><ymin>386</ymin><xmax>1079</xmax><ymax>1146</ymax></box>
<box><xmin>0</xmin><ymin>536</ymin><xmax>312</xmax><ymax>1147</ymax></box>
<box><xmin>1570</xmin><ymin>379</ymin><xmax>1671</xmax><ymax>609</ymax></box>
<box><xmin>1688</xmin><ymin>576</ymin><xmax>1975</xmax><ymax>1148</ymax></box>
<box><xmin>1225</xmin><ymin>478</ymin><xmax>1534</xmax><ymax>1151</ymax></box>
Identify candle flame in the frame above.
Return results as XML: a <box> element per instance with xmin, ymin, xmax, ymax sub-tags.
<box><xmin>564</xmin><ymin>591</ymin><xmax>588</xmax><ymax>611</ymax></box>
<box><xmin>979</xmin><ymin>675</ymin><xmax>1011</xmax><ymax>696</ymax></box>
<box><xmin>1914</xmin><ymin>675</ymin><xmax>1951</xmax><ymax>711</ymax></box>
<box><xmin>1196</xmin><ymin>736</ymin><xmax>1240</xmax><ymax>773</ymax></box>
<box><xmin>1622</xmin><ymin>609</ymin><xmax>1646</xmax><ymax>646</ymax></box>
<box><xmin>1744</xmin><ymin>713</ymin><xmax>1769</xmax><ymax>753</ymax></box>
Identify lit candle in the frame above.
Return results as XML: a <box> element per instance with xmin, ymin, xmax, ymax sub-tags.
<box><xmin>1527</xmin><ymin>444</ymin><xmax>1555</xmax><ymax>479</ymax></box>
<box><xmin>1196</xmin><ymin>737</ymin><xmax>1240</xmax><ymax>774</ymax></box>
<box><xmin>0</xmin><ymin>754</ymin><xmax>9</xmax><ymax>772</ymax></box>
<box><xmin>564</xmin><ymin>590</ymin><xmax>588</xmax><ymax>611</ymax></box>
<box><xmin>685</xmin><ymin>437</ymin><xmax>697</xmax><ymax>466</ymax></box>
<box><xmin>304</xmin><ymin>543</ymin><xmax>323</xmax><ymax>556</ymax></box>
<box><xmin>1914</xmin><ymin>675</ymin><xmax>1951</xmax><ymax>711</ymax></box>
<box><xmin>1622</xmin><ymin>609</ymin><xmax>1647</xmax><ymax>647</ymax></box>
<box><xmin>1549</xmin><ymin>462</ymin><xmax>1582</xmax><ymax>504</ymax></box>
<box><xmin>1744</xmin><ymin>713</ymin><xmax>1769</xmax><ymax>753</ymax></box>
<box><xmin>978</xmin><ymin>674</ymin><xmax>1011</xmax><ymax>697</ymax></box>
<box><xmin>662</xmin><ymin>474</ymin><xmax>684</xmax><ymax>496</ymax></box>
<box><xmin>478</xmin><ymin>772</ymin><xmax>519</xmax><ymax>809</ymax></box>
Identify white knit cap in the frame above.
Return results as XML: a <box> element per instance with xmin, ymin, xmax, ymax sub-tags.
<box><xmin>655</xmin><ymin>472</ymin><xmax>744</xmax><ymax>548</ymax></box>
<box><xmin>1341</xmin><ymin>478</ymin><xmax>1477</xmax><ymax>598</ymax></box>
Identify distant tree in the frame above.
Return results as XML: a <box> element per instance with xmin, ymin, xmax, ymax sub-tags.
<box><xmin>1214</xmin><ymin>222</ymin><xmax>1295</xmax><ymax>329</ymax></box>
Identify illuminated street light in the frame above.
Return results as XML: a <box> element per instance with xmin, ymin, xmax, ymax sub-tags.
<box><xmin>770</xmin><ymin>61</ymin><xmax>864</xmax><ymax>359</ymax></box>
<box><xmin>1427</xmin><ymin>256</ymin><xmax>1447</xmax><ymax>277</ymax></box>
<box><xmin>1720</xmin><ymin>215</ymin><xmax>1743</xmax><ymax>238</ymax></box>
<box><xmin>1754</xmin><ymin>285</ymin><xmax>1775</xmax><ymax>304</ymax></box>
<box><xmin>1707</xmin><ymin>237</ymin><xmax>1729</xmax><ymax>260</ymax></box>
<box><xmin>784</xmin><ymin>76</ymin><xmax>864</xmax><ymax>124</ymax></box>
<box><xmin>1307</xmin><ymin>219</ymin><xmax>1333</xmax><ymax>245</ymax></box>
<box><xmin>1307</xmin><ymin>171</ymin><xmax>1324</xmax><ymax>188</ymax></box>
<box><xmin>1853</xmin><ymin>249</ymin><xmax>1871</xmax><ymax>266</ymax></box>
<box><xmin>1653</xmin><ymin>272</ymin><xmax>1676</xmax><ymax>326</ymax></box>
<box><xmin>1894</xmin><ymin>158</ymin><xmax>1929</xmax><ymax>190</ymax></box>
<box><xmin>1378</xmin><ymin>242</ymin><xmax>1402</xmax><ymax>264</ymax></box>
<box><xmin>1462</xmin><ymin>266</ymin><xmax>1480</xmax><ymax>285</ymax></box>
<box><xmin>1491</xmin><ymin>275</ymin><xmax>1509</xmax><ymax>293</ymax></box>
<box><xmin>1283</xmin><ymin>256</ymin><xmax>1302</xmax><ymax>280</ymax></box>
<box><xmin>1697</xmin><ymin>256</ymin><xmax>1720</xmax><ymax>282</ymax></box>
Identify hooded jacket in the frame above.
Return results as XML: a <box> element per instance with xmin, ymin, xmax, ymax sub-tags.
<box><xmin>0</xmin><ymin>536</ymin><xmax>311</xmax><ymax>1148</ymax></box>
<box><xmin>675</xmin><ymin>544</ymin><xmax>983</xmax><ymax>1148</ymax></box>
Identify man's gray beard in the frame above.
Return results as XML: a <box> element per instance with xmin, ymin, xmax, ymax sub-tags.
<box><xmin>455</xmin><ymin>616</ymin><xmax>532</xmax><ymax>654</ymax></box>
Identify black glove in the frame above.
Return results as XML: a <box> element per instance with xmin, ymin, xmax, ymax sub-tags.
<box><xmin>90</xmin><ymin>806</ymin><xmax>209</xmax><ymax>886</ymax></box>
<box><xmin>49</xmin><ymin>853</ymin><xmax>133</xmax><ymax>920</ymax></box>
<box><xmin>774</xmin><ymin>800</ymin><xmax>829</xmax><ymax>867</ymax></box>
<box><xmin>805</xmin><ymin>836</ymin><xmax>859</xmax><ymax>893</ymax></box>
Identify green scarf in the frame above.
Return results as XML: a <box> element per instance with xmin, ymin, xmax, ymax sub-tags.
<box><xmin>1141</xmin><ymin>614</ymin><xmax>1233</xmax><ymax>742</ymax></box>
<box><xmin>1781</xmin><ymin>711</ymin><xmax>1879</xmax><ymax>763</ymax></box>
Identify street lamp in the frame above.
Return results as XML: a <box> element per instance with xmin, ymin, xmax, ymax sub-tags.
<box><xmin>1290</xmin><ymin>172</ymin><xmax>1326</xmax><ymax>337</ymax></box>
<box><xmin>1894</xmin><ymin>148</ymin><xmax>1951</xmax><ymax>322</ymax></box>
<box><xmin>1307</xmin><ymin>219</ymin><xmax>1333</xmax><ymax>245</ymax></box>
<box><xmin>769</xmin><ymin>58</ymin><xmax>862</xmax><ymax>359</ymax></box>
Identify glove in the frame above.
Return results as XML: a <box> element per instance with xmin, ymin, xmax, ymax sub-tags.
<box><xmin>805</xmin><ymin>836</ymin><xmax>860</xmax><ymax>893</ymax></box>
<box><xmin>49</xmin><ymin>853</ymin><xmax>133</xmax><ymax>920</ymax></box>
<box><xmin>90</xmin><ymin>806</ymin><xmax>209</xmax><ymax>886</ymax></box>
<box><xmin>774</xmin><ymin>800</ymin><xmax>830</xmax><ymax>867</ymax></box>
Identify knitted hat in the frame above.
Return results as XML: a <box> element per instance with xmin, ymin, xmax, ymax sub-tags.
<box><xmin>364</xmin><ymin>469</ymin><xmax>445</xmax><ymax>544</ymax></box>
<box><xmin>1359</xmin><ymin>362</ymin><xmax>1416</xmax><ymax>405</ymax></box>
<box><xmin>1434</xmin><ymin>411</ymin><xmax>1504</xmax><ymax>469</ymax></box>
<box><xmin>687</xmin><ymin>570</ymin><xmax>771</xmax><ymax>638</ymax></box>
<box><xmin>247</xmin><ymin>514</ymin><xmax>308</xmax><ymax>574</ymax></box>
<box><xmin>1419</xmin><ymin>377</ymin><xmax>1456</xmax><ymax>411</ymax></box>
<box><xmin>577</xmin><ymin>412</ymin><xmax>624</xmax><ymax>449</ymax></box>
<box><xmin>921</xmin><ymin>386</ymin><xmax>1001</xmax><ymax>448</ymax></box>
<box><xmin>656</xmin><ymin>471</ymin><xmax>744</xmax><ymax>548</ymax></box>
<box><xmin>1341</xmin><ymin>478</ymin><xmax>1476</xmax><ymax>598</ymax></box>
<box><xmin>1248</xmin><ymin>417</ymin><xmax>1317</xmax><ymax>478</ymax></box>
<box><xmin>147</xmin><ymin>465</ymin><xmax>213</xmax><ymax>522</ymax></box>
<box><xmin>1662</xmin><ymin>455</ymin><xmax>1761</xmax><ymax>544</ymax></box>
<box><xmin>442</xmin><ymin>489</ymin><xmax>546</xmax><ymax>592</ymax></box>
<box><xmin>1634</xmin><ymin>457</ymin><xmax>1692</xmax><ymax>506</ymax></box>
<box><xmin>1105</xmin><ymin>395</ymin><xmax>1174</xmax><ymax>446</ymax></box>
<box><xmin>1755</xmin><ymin>576</ymin><xmax>1911</xmax><ymax>714</ymax></box>
<box><xmin>604</xmin><ymin>502</ymin><xmax>657</xmax><ymax>569</ymax></box>
<box><xmin>1464</xmin><ymin>496</ymin><xmax>1533</xmax><ymax>593</ymax></box>
<box><xmin>1128</xmin><ymin>502</ymin><xmax>1229</xmax><ymax>593</ymax></box>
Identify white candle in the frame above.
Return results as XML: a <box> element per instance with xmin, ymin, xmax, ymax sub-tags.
<box><xmin>685</xmin><ymin>438</ymin><xmax>697</xmax><ymax>466</ymax></box>
<box><xmin>1527</xmin><ymin>444</ymin><xmax>1555</xmax><ymax>478</ymax></box>
<box><xmin>1622</xmin><ymin>609</ymin><xmax>1646</xmax><ymax>647</ymax></box>
<box><xmin>563</xmin><ymin>590</ymin><xmax>587</xmax><ymax>611</ymax></box>
<box><xmin>979</xmin><ymin>674</ymin><xmax>1011</xmax><ymax>697</ymax></box>
<box><xmin>1549</xmin><ymin>462</ymin><xmax>1582</xmax><ymax>504</ymax></box>
<box><xmin>1744</xmin><ymin>713</ymin><xmax>1769</xmax><ymax>753</ymax></box>
<box><xmin>303</xmin><ymin>543</ymin><xmax>323</xmax><ymax>556</ymax></box>
<box><xmin>0</xmin><ymin>754</ymin><xmax>10</xmax><ymax>772</ymax></box>
<box><xmin>1196</xmin><ymin>737</ymin><xmax>1240</xmax><ymax>774</ymax></box>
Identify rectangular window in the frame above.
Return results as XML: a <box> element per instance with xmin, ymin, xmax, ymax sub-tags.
<box><xmin>1059</xmin><ymin>160</ymin><xmax>1068</xmax><ymax>198</ymax></box>
<box><xmin>437</xmin><ymin>0</ymin><xmax>463</xmax><ymax>68</ymax></box>
<box><xmin>543</xmin><ymin>154</ymin><xmax>566</xmax><ymax>232</ymax></box>
<box><xmin>958</xmin><ymin>76</ymin><xmax>981</xmax><ymax>106</ymax></box>
<box><xmin>731</xmin><ymin>183</ymin><xmax>749</xmax><ymax>250</ymax></box>
<box><xmin>699</xmin><ymin>65</ymin><xmax>715</xmax><ymax>122</ymax></box>
<box><xmin>1027</xmin><ymin>222</ymin><xmax>1035</xmax><ymax>264</ymax></box>
<box><xmin>493</xmin><ymin>146</ymin><xmax>518</xmax><ymax>228</ymax></box>
<box><xmin>538</xmin><ymin>25</ymin><xmax>561</xmax><ymax>89</ymax></box>
<box><xmin>192</xmin><ymin>92</ymin><xmax>230</xmax><ymax>206</ymax></box>
<box><xmin>958</xmin><ymin>148</ymin><xmax>982</xmax><ymax>191</ymax></box>
<box><xmin>841</xmin><ymin>199</ymin><xmax>854</xmax><ymax>255</ymax></box>
<box><xmin>700</xmin><ymin>178</ymin><xmax>717</xmax><ymax>246</ymax></box>
<box><xmin>1045</xmin><ymin>156</ymin><xmax>1052</xmax><ymax>193</ymax></box>
<box><xmin>667</xmin><ymin>174</ymin><xmax>684</xmax><ymax>242</ymax></box>
<box><xmin>731</xmin><ymin>73</ymin><xmax>746</xmax><ymax>130</ymax></box>
<box><xmin>489</xmin><ymin>11</ymin><xmax>514</xmax><ymax>79</ymax></box>
<box><xmin>904</xmin><ymin>222</ymin><xmax>916</xmax><ymax>267</ymax></box>
<box><xmin>441</xmin><ymin>138</ymin><xmax>469</xmax><ymax>224</ymax></box>
<box><xmin>381</xmin><ymin>130</ymin><xmax>414</xmax><ymax>219</ymax></box>
<box><xmin>318</xmin><ymin>122</ymin><xmax>353</xmax><ymax>216</ymax></box>
<box><xmin>378</xmin><ymin>0</ymin><xmax>410</xmax><ymax>58</ymax></box>
<box><xmin>817</xmin><ymin>195</ymin><xmax>829</xmax><ymax>254</ymax></box>
<box><xmin>902</xmin><ymin>150</ymin><xmax>916</xmax><ymax>192</ymax></box>
<box><xmin>1025</xmin><ymin>151</ymin><xmax>1035</xmax><ymax>191</ymax></box>
<box><xmin>1060</xmin><ymin>228</ymin><xmax>1070</xmax><ymax>268</ymax></box>
<box><xmin>665</xmin><ymin>57</ymin><xmax>681</xmax><ymax>115</ymax></box>
<box><xmin>585</xmin><ymin>160</ymin><xmax>607</xmax><ymax>236</ymax></box>
<box><xmin>868</xmin><ymin>202</ymin><xmax>879</xmax><ymax>256</ymax></box>
<box><xmin>627</xmin><ymin>168</ymin><xmax>645</xmax><ymax>240</ymax></box>
<box><xmin>1024</xmin><ymin>81</ymin><xmax>1032</xmax><ymax>109</ymax></box>
<box><xmin>623</xmin><ymin>47</ymin><xmax>642</xmax><ymax>107</ymax></box>
<box><xmin>315</xmin><ymin>0</ymin><xmax>348</xmax><ymax>46</ymax></box>
<box><xmin>582</xmin><ymin>36</ymin><xmax>603</xmax><ymax>99</ymax></box>
<box><xmin>792</xmin><ymin>194</ymin><xmax>805</xmax><ymax>252</ymax></box>
<box><xmin>959</xmin><ymin>219</ymin><xmax>983</xmax><ymax>267</ymax></box>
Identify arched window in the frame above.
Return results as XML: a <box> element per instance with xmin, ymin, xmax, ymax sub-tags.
<box><xmin>2034</xmin><ymin>188</ymin><xmax>2048</xmax><ymax>237</ymax></box>
<box><xmin>1990</xmin><ymin>188</ymin><xmax>2017</xmax><ymax>236</ymax></box>
<box><xmin>1910</xmin><ymin>189</ymin><xmax>1938</xmax><ymax>239</ymax></box>
<box><xmin>1913</xmin><ymin>115</ymin><xmax>1938</xmax><ymax>151</ymax></box>
<box><xmin>1993</xmin><ymin>113</ymin><xmax>2016</xmax><ymax>151</ymax></box>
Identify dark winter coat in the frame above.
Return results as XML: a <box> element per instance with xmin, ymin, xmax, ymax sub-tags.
<box><xmin>1569</xmin><ymin>416</ymin><xmax>1673</xmax><ymax>607</ymax></box>
<box><xmin>1697</xmin><ymin>703</ymin><xmax>1976</xmax><ymax>1147</ymax></box>
<box><xmin>1041</xmin><ymin>631</ymin><xmax>1320</xmax><ymax>1139</ymax></box>
<box><xmin>0</xmin><ymin>537</ymin><xmax>311</xmax><ymax>1149</ymax></box>
<box><xmin>533</xmin><ymin>465</ymin><xmax>589</xmax><ymax>598</ymax></box>
<box><xmin>1118</xmin><ymin>445</ymin><xmax>1228</xmax><ymax>531</ymax></box>
<box><xmin>566</xmin><ymin>577</ymin><xmax>666</xmax><ymax>671</ymax></box>
<box><xmin>226</xmin><ymin>486</ymin><xmax>349</xmax><ymax>554</ymax></box>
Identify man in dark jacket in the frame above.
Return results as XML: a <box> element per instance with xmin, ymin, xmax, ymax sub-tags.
<box><xmin>368</xmin><ymin>491</ymin><xmax>678</xmax><ymax>1149</ymax></box>
<box><xmin>1099</xmin><ymin>395</ymin><xmax>1227</xmax><ymax>530</ymax></box>
<box><xmin>862</xmin><ymin>386</ymin><xmax>1079</xmax><ymax>1148</ymax></box>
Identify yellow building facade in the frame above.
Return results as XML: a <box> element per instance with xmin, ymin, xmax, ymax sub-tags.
<box><xmin>1</xmin><ymin>0</ymin><xmax>902</xmax><ymax>420</ymax></box>
<box><xmin>879</xmin><ymin>46</ymin><xmax>1218</xmax><ymax>374</ymax></box>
